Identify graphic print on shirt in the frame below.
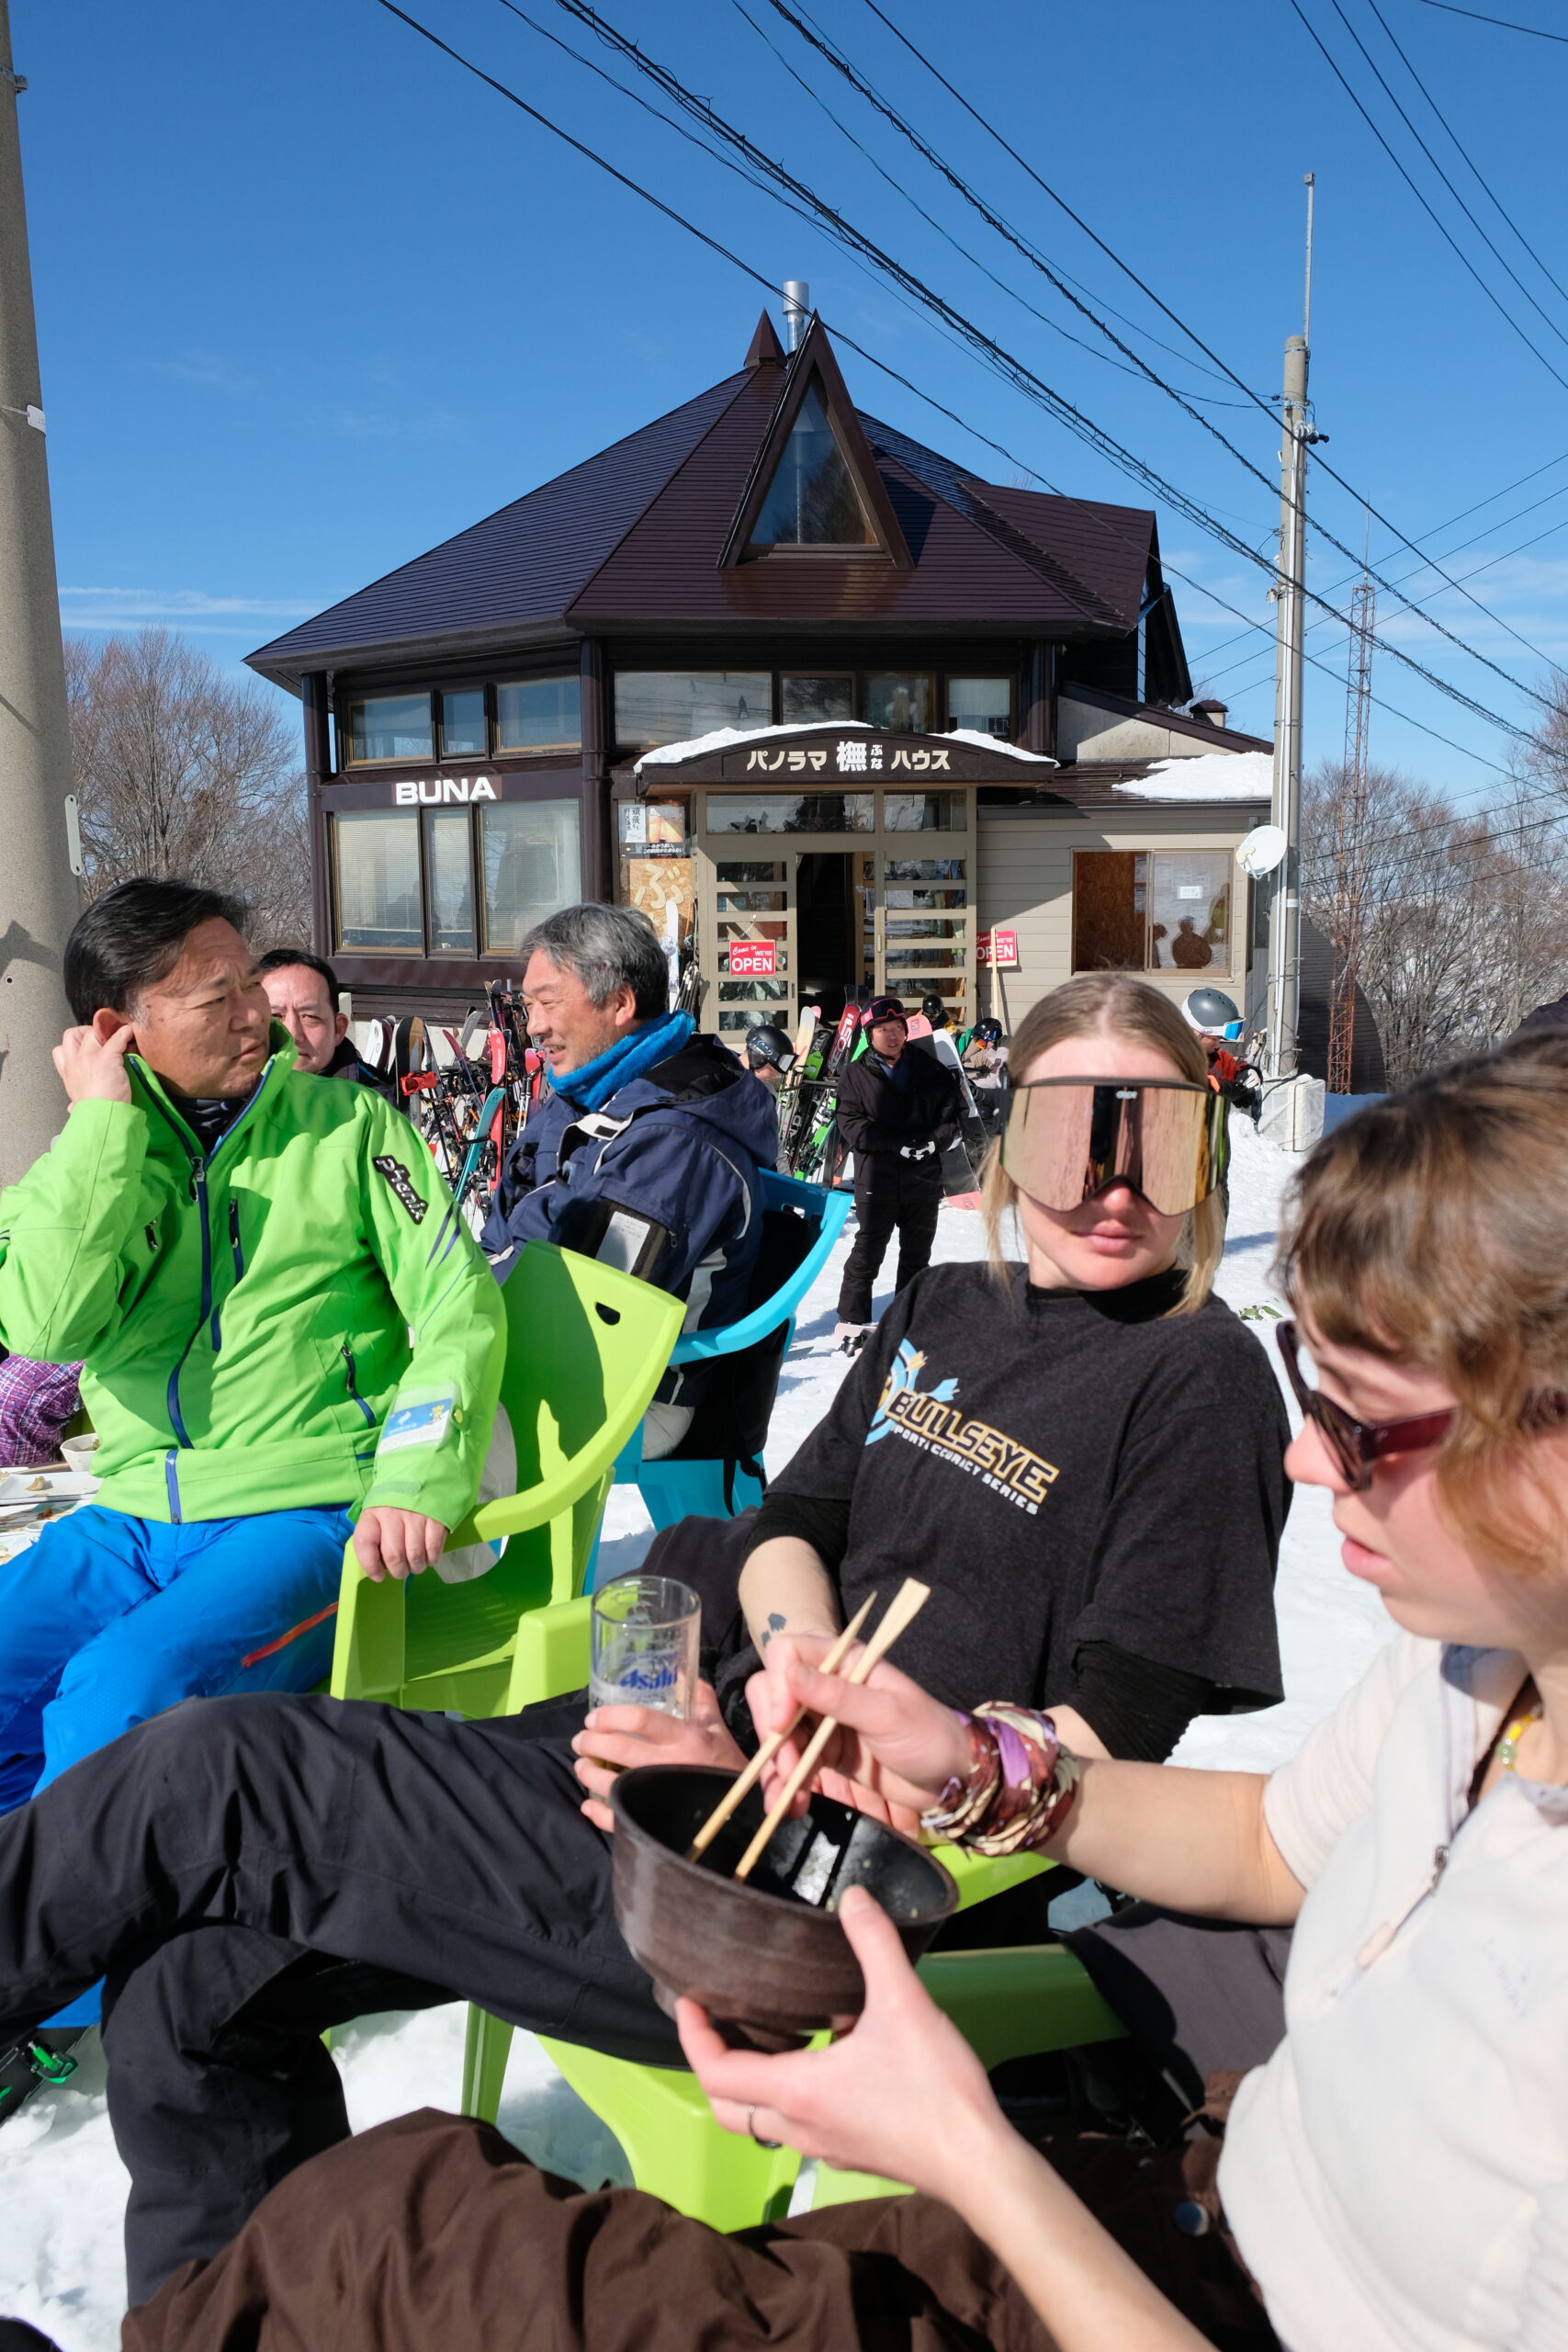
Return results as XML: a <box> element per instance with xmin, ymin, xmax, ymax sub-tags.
<box><xmin>866</xmin><ymin>1339</ymin><xmax>1060</xmax><ymax>1513</ymax></box>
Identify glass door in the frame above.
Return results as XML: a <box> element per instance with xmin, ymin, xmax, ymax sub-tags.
<box><xmin>711</xmin><ymin>858</ymin><xmax>795</xmax><ymax>1038</ymax></box>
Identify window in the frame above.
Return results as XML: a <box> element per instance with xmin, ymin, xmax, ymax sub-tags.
<box><xmin>948</xmin><ymin>676</ymin><xmax>1012</xmax><ymax>739</ymax></box>
<box><xmin>333</xmin><ymin>813</ymin><xmax>423</xmax><ymax>950</ymax></box>
<box><xmin>864</xmin><ymin>673</ymin><xmax>932</xmax><ymax>732</ymax></box>
<box><xmin>346</xmin><ymin>694</ymin><xmax>434</xmax><ymax>765</ymax></box>
<box><xmin>496</xmin><ymin>675</ymin><xmax>581</xmax><ymax>753</ymax></box>
<box><xmin>749</xmin><ymin>381</ymin><xmax>875</xmax><ymax>548</ymax></box>
<box><xmin>440</xmin><ymin>690</ymin><xmax>487</xmax><ymax>760</ymax></box>
<box><xmin>781</xmin><ymin>673</ymin><xmax>854</xmax><ymax>724</ymax></box>
<box><xmin>614</xmin><ymin>671</ymin><xmax>771</xmax><ymax>749</ymax></box>
<box><xmin>423</xmin><ymin>811</ymin><xmax>474</xmax><ymax>953</ymax></box>
<box><xmin>481</xmin><ymin>801</ymin><xmax>581</xmax><ymax>954</ymax></box>
<box><xmin>882</xmin><ymin>792</ymin><xmax>967</xmax><ymax>833</ymax></box>
<box><xmin>1072</xmin><ymin>851</ymin><xmax>1231</xmax><ymax>974</ymax></box>
<box><xmin>705</xmin><ymin>794</ymin><xmax>874</xmax><ymax>834</ymax></box>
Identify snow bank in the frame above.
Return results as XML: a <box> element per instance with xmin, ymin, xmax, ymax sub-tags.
<box><xmin>1113</xmin><ymin>750</ymin><xmax>1273</xmax><ymax>802</ymax></box>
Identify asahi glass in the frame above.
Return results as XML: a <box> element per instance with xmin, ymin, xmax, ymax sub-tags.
<box><xmin>590</xmin><ymin>1573</ymin><xmax>700</xmax><ymax>1720</ymax></box>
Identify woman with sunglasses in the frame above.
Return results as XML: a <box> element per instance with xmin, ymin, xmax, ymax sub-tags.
<box><xmin>724</xmin><ymin>971</ymin><xmax>1289</xmax><ymax>1770</ymax></box>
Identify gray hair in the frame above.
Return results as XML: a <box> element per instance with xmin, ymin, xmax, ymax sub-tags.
<box><xmin>519</xmin><ymin>902</ymin><xmax>669</xmax><ymax>1019</ymax></box>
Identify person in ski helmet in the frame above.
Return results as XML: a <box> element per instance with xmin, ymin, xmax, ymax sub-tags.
<box><xmin>920</xmin><ymin>991</ymin><xmax>952</xmax><ymax>1032</ymax></box>
<box><xmin>1181</xmin><ymin>988</ymin><xmax>1253</xmax><ymax>1104</ymax></box>
<box><xmin>743</xmin><ymin>1022</ymin><xmax>796</xmax><ymax>1094</ymax></box>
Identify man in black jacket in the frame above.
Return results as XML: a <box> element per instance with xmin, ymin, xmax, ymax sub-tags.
<box><xmin>832</xmin><ymin>996</ymin><xmax>960</xmax><ymax>1351</ymax></box>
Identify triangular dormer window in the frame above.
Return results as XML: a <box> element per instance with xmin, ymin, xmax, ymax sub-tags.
<box><xmin>720</xmin><ymin>320</ymin><xmax>912</xmax><ymax>570</ymax></box>
<box><xmin>750</xmin><ymin>381</ymin><xmax>874</xmax><ymax>548</ymax></box>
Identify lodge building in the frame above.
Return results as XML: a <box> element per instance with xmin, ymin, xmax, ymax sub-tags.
<box><xmin>247</xmin><ymin>300</ymin><xmax>1279</xmax><ymax>1043</ymax></box>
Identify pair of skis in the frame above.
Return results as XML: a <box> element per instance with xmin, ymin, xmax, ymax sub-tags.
<box><xmin>781</xmin><ymin>989</ymin><xmax>867</xmax><ymax>1182</ymax></box>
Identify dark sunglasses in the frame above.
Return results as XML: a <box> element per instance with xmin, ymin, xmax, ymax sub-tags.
<box><xmin>1275</xmin><ymin>1320</ymin><xmax>1458</xmax><ymax>1491</ymax></box>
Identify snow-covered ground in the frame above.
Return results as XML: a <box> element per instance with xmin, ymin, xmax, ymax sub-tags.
<box><xmin>0</xmin><ymin>1121</ymin><xmax>1394</xmax><ymax>2348</ymax></box>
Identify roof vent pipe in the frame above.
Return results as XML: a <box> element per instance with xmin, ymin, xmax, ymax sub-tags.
<box><xmin>782</xmin><ymin>281</ymin><xmax>809</xmax><ymax>352</ymax></box>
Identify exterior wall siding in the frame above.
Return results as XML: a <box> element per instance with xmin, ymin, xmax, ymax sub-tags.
<box><xmin>976</xmin><ymin>808</ymin><xmax>1255</xmax><ymax>1024</ymax></box>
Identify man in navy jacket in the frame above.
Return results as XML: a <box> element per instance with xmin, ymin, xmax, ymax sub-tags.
<box><xmin>480</xmin><ymin>904</ymin><xmax>778</xmax><ymax>1455</ymax></box>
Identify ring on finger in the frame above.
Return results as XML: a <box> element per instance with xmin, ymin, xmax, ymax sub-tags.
<box><xmin>747</xmin><ymin>2104</ymin><xmax>783</xmax><ymax>2151</ymax></box>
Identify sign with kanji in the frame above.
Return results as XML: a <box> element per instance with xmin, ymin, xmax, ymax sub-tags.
<box><xmin>978</xmin><ymin>928</ymin><xmax>1019</xmax><ymax>967</ymax></box>
<box><xmin>727</xmin><ymin>939</ymin><xmax>777</xmax><ymax>977</ymax></box>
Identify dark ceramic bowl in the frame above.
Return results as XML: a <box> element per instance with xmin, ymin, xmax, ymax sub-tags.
<box><xmin>610</xmin><ymin>1764</ymin><xmax>960</xmax><ymax>2049</ymax></box>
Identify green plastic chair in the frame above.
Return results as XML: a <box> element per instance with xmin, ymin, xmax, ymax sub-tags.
<box><xmin>460</xmin><ymin>1596</ymin><xmax>1124</xmax><ymax>2225</ymax></box>
<box><xmin>329</xmin><ymin>1245</ymin><xmax>684</xmax><ymax>1716</ymax></box>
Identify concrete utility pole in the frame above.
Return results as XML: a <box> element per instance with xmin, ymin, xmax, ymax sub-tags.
<box><xmin>1266</xmin><ymin>175</ymin><xmax>1319</xmax><ymax>1080</ymax></box>
<box><xmin>0</xmin><ymin>0</ymin><xmax>79</xmax><ymax>1189</ymax></box>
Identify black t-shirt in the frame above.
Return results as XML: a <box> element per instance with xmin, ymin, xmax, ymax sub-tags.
<box><xmin>762</xmin><ymin>1262</ymin><xmax>1290</xmax><ymax>1717</ymax></box>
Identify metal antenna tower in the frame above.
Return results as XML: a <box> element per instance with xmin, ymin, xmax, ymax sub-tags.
<box><xmin>1327</xmin><ymin>544</ymin><xmax>1375</xmax><ymax>1095</ymax></box>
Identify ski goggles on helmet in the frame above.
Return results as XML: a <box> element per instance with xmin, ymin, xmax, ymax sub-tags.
<box><xmin>1000</xmin><ymin>1078</ymin><xmax>1228</xmax><ymax>1216</ymax></box>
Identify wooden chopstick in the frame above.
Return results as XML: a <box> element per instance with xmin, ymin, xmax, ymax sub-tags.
<box><xmin>731</xmin><ymin>1577</ymin><xmax>931</xmax><ymax>1884</ymax></box>
<box><xmin>685</xmin><ymin>1594</ymin><xmax>876</xmax><ymax>1862</ymax></box>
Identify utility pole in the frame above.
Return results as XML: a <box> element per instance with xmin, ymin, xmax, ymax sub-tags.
<box><xmin>1266</xmin><ymin>174</ymin><xmax>1323</xmax><ymax>1080</ymax></box>
<box><xmin>1327</xmin><ymin>529</ymin><xmax>1374</xmax><ymax>1096</ymax></box>
<box><xmin>0</xmin><ymin>0</ymin><xmax>79</xmax><ymax>1190</ymax></box>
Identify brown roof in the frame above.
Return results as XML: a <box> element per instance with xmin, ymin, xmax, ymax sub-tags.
<box><xmin>249</xmin><ymin>319</ymin><xmax>1185</xmax><ymax>694</ymax></box>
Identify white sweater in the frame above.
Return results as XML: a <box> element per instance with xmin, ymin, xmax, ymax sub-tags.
<box><xmin>1221</xmin><ymin>1635</ymin><xmax>1568</xmax><ymax>2351</ymax></box>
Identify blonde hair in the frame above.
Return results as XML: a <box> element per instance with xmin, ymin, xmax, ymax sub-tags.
<box><xmin>1279</xmin><ymin>1043</ymin><xmax>1568</xmax><ymax>1575</ymax></box>
<box><xmin>981</xmin><ymin>974</ymin><xmax>1224</xmax><ymax>1318</ymax></box>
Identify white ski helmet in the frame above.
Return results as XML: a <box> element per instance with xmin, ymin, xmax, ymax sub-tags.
<box><xmin>1181</xmin><ymin>987</ymin><xmax>1244</xmax><ymax>1040</ymax></box>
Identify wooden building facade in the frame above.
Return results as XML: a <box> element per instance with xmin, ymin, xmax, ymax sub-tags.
<box><xmin>247</xmin><ymin>304</ymin><xmax>1273</xmax><ymax>1036</ymax></box>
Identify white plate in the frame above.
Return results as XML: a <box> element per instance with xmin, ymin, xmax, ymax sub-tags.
<box><xmin>0</xmin><ymin>1470</ymin><xmax>100</xmax><ymax>1505</ymax></box>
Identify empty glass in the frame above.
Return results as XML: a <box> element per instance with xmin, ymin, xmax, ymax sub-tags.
<box><xmin>590</xmin><ymin>1573</ymin><xmax>701</xmax><ymax>1721</ymax></box>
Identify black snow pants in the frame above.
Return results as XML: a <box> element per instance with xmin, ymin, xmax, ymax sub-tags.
<box><xmin>835</xmin><ymin>1160</ymin><xmax>942</xmax><ymax>1325</ymax></box>
<box><xmin>0</xmin><ymin>1687</ymin><xmax>672</xmax><ymax>2303</ymax></box>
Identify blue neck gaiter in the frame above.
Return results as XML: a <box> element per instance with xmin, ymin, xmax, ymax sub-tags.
<box><xmin>550</xmin><ymin>1009</ymin><xmax>695</xmax><ymax>1114</ymax></box>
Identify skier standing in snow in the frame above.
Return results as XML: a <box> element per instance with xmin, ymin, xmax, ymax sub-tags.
<box><xmin>831</xmin><ymin>995</ymin><xmax>961</xmax><ymax>1352</ymax></box>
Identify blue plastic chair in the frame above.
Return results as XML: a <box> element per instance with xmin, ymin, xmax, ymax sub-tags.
<box><xmin>605</xmin><ymin>1170</ymin><xmax>851</xmax><ymax>1543</ymax></box>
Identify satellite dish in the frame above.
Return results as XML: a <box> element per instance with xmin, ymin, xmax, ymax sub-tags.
<box><xmin>1235</xmin><ymin>824</ymin><xmax>1288</xmax><ymax>878</ymax></box>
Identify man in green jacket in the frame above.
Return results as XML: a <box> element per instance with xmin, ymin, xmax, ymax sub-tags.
<box><xmin>0</xmin><ymin>876</ymin><xmax>505</xmax><ymax>1847</ymax></box>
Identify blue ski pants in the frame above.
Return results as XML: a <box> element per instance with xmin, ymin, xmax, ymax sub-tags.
<box><xmin>0</xmin><ymin>1502</ymin><xmax>350</xmax><ymax>2026</ymax></box>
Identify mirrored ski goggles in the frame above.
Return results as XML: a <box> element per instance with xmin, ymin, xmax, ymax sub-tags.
<box><xmin>1001</xmin><ymin>1078</ymin><xmax>1228</xmax><ymax>1216</ymax></box>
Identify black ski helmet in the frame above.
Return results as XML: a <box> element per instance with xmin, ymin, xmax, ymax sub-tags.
<box><xmin>974</xmin><ymin>1018</ymin><xmax>1003</xmax><ymax>1046</ymax></box>
<box><xmin>1181</xmin><ymin>987</ymin><xmax>1244</xmax><ymax>1038</ymax></box>
<box><xmin>920</xmin><ymin>991</ymin><xmax>949</xmax><ymax>1024</ymax></box>
<box><xmin>745</xmin><ymin>1021</ymin><xmax>796</xmax><ymax>1073</ymax></box>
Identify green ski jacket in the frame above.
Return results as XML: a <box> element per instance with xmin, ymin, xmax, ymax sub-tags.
<box><xmin>0</xmin><ymin>1032</ymin><xmax>504</xmax><ymax>1529</ymax></box>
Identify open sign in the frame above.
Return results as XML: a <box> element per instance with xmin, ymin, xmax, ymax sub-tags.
<box><xmin>727</xmin><ymin>939</ymin><xmax>777</xmax><ymax>977</ymax></box>
<box><xmin>978</xmin><ymin>928</ymin><xmax>1019</xmax><ymax>968</ymax></box>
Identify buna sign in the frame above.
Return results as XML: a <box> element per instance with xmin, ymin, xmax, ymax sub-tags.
<box><xmin>390</xmin><ymin>775</ymin><xmax>499</xmax><ymax>805</ymax></box>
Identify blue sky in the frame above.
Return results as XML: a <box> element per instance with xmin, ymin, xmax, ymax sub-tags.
<box><xmin>17</xmin><ymin>0</ymin><xmax>1568</xmax><ymax>808</ymax></box>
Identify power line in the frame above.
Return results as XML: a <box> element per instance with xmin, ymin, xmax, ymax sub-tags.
<box><xmin>367</xmin><ymin>0</ymin><xmax>1525</xmax><ymax>786</ymax></box>
<box><xmin>1365</xmin><ymin>0</ymin><xmax>1568</xmax><ymax>314</ymax></box>
<box><xmin>1322</xmin><ymin>0</ymin><xmax>1568</xmax><ymax>350</ymax></box>
<box><xmin>754</xmin><ymin>0</ymin><xmax>1561</xmax><ymax>701</ymax></box>
<box><xmin>1416</xmin><ymin>0</ymin><xmax>1568</xmax><ymax>40</ymax></box>
<box><xmin>1286</xmin><ymin>0</ymin><xmax>1568</xmax><ymax>394</ymax></box>
<box><xmin>838</xmin><ymin>0</ymin><xmax>1568</xmax><ymax>683</ymax></box>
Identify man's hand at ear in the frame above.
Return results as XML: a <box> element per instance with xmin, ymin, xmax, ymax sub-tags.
<box><xmin>53</xmin><ymin>1023</ymin><xmax>135</xmax><ymax>1106</ymax></box>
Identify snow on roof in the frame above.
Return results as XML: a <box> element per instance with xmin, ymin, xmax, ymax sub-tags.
<box><xmin>635</xmin><ymin>721</ymin><xmax>1056</xmax><ymax>773</ymax></box>
<box><xmin>1112</xmin><ymin>749</ymin><xmax>1273</xmax><ymax>803</ymax></box>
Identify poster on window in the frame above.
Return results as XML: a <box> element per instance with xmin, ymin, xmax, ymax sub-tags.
<box><xmin>618</xmin><ymin>802</ymin><xmax>688</xmax><ymax>858</ymax></box>
<box><xmin>1145</xmin><ymin>854</ymin><xmax>1229</xmax><ymax>971</ymax></box>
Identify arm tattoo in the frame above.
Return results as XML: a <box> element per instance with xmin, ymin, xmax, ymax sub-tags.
<box><xmin>761</xmin><ymin>1611</ymin><xmax>787</xmax><ymax>1650</ymax></box>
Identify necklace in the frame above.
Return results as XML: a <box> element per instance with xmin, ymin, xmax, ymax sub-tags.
<box><xmin>1494</xmin><ymin>1698</ymin><xmax>1544</xmax><ymax>1775</ymax></box>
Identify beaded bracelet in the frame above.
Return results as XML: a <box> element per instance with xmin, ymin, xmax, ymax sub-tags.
<box><xmin>920</xmin><ymin>1702</ymin><xmax>1082</xmax><ymax>1856</ymax></box>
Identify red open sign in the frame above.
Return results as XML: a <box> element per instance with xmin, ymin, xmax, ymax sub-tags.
<box><xmin>727</xmin><ymin>939</ymin><xmax>777</xmax><ymax>977</ymax></box>
<box><xmin>978</xmin><ymin>928</ymin><xmax>1019</xmax><ymax>968</ymax></box>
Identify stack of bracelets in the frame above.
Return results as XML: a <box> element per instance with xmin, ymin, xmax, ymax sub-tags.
<box><xmin>919</xmin><ymin>1703</ymin><xmax>1083</xmax><ymax>1855</ymax></box>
